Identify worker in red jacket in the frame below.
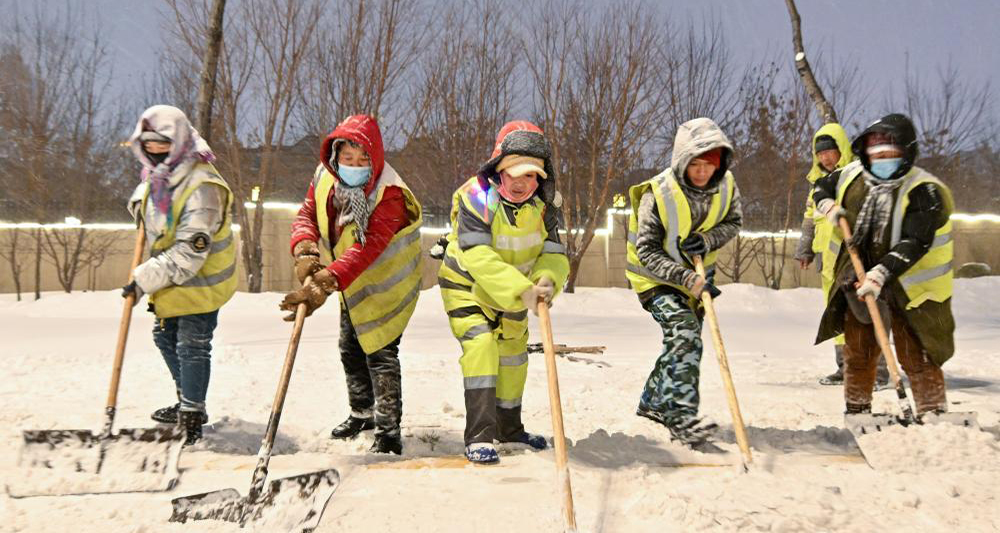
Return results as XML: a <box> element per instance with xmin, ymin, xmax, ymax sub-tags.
<box><xmin>281</xmin><ymin>115</ymin><xmax>423</xmax><ymax>455</ymax></box>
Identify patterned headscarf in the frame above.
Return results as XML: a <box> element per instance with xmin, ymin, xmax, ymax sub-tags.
<box><xmin>129</xmin><ymin>105</ymin><xmax>215</xmax><ymax>227</ymax></box>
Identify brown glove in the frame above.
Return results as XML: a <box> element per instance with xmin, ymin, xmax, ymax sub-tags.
<box><xmin>279</xmin><ymin>269</ymin><xmax>338</xmax><ymax>321</ymax></box>
<box><xmin>292</xmin><ymin>240</ymin><xmax>324</xmax><ymax>284</ymax></box>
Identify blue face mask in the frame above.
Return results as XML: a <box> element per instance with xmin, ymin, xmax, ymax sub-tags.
<box><xmin>338</xmin><ymin>164</ymin><xmax>371</xmax><ymax>187</ymax></box>
<box><xmin>869</xmin><ymin>158</ymin><xmax>902</xmax><ymax>180</ymax></box>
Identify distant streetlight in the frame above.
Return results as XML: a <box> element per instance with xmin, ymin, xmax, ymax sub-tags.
<box><xmin>251</xmin><ymin>186</ymin><xmax>261</xmax><ymax>202</ymax></box>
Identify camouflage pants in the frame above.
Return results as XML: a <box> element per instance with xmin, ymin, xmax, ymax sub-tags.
<box><xmin>639</xmin><ymin>292</ymin><xmax>703</xmax><ymax>424</ymax></box>
<box><xmin>339</xmin><ymin>307</ymin><xmax>403</xmax><ymax>438</ymax></box>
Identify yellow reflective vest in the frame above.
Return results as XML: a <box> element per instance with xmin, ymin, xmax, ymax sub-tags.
<box><xmin>313</xmin><ymin>164</ymin><xmax>423</xmax><ymax>354</ymax></box>
<box><xmin>822</xmin><ymin>162</ymin><xmax>954</xmax><ymax>309</ymax></box>
<box><xmin>438</xmin><ymin>177</ymin><xmax>569</xmax><ymax>314</ymax></box>
<box><xmin>142</xmin><ymin>164</ymin><xmax>237</xmax><ymax>318</ymax></box>
<box><xmin>625</xmin><ymin>169</ymin><xmax>735</xmax><ymax>302</ymax></box>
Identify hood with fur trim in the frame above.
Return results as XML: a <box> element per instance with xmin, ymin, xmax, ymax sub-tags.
<box><xmin>319</xmin><ymin>114</ymin><xmax>386</xmax><ymax>196</ymax></box>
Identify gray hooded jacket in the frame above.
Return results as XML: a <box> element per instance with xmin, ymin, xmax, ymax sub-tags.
<box><xmin>127</xmin><ymin>106</ymin><xmax>227</xmax><ymax>296</ymax></box>
<box><xmin>635</xmin><ymin>118</ymin><xmax>743</xmax><ymax>292</ymax></box>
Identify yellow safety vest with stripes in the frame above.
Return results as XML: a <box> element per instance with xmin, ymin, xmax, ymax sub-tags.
<box><xmin>143</xmin><ymin>164</ymin><xmax>237</xmax><ymax>318</ymax></box>
<box><xmin>314</xmin><ymin>164</ymin><xmax>423</xmax><ymax>354</ymax></box>
<box><xmin>439</xmin><ymin>177</ymin><xmax>565</xmax><ymax>313</ymax></box>
<box><xmin>822</xmin><ymin>162</ymin><xmax>954</xmax><ymax>309</ymax></box>
<box><xmin>625</xmin><ymin>169</ymin><xmax>735</xmax><ymax>300</ymax></box>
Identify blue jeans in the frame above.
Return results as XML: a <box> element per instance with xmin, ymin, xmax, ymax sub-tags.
<box><xmin>152</xmin><ymin>310</ymin><xmax>219</xmax><ymax>413</ymax></box>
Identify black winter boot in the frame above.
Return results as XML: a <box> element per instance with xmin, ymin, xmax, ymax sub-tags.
<box><xmin>369</xmin><ymin>434</ymin><xmax>402</xmax><ymax>455</ymax></box>
<box><xmin>151</xmin><ymin>403</ymin><xmax>180</xmax><ymax>424</ymax></box>
<box><xmin>845</xmin><ymin>402</ymin><xmax>872</xmax><ymax>414</ymax></box>
<box><xmin>330</xmin><ymin>415</ymin><xmax>375</xmax><ymax>440</ymax></box>
<box><xmin>178</xmin><ymin>410</ymin><xmax>208</xmax><ymax>446</ymax></box>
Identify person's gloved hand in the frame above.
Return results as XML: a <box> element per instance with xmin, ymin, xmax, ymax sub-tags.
<box><xmin>520</xmin><ymin>277</ymin><xmax>556</xmax><ymax>316</ymax></box>
<box><xmin>292</xmin><ymin>240</ymin><xmax>324</xmax><ymax>284</ymax></box>
<box><xmin>279</xmin><ymin>269</ymin><xmax>338</xmax><ymax>321</ymax></box>
<box><xmin>817</xmin><ymin>198</ymin><xmax>846</xmax><ymax>225</ymax></box>
<box><xmin>535</xmin><ymin>276</ymin><xmax>555</xmax><ymax>304</ymax></box>
<box><xmin>121</xmin><ymin>280</ymin><xmax>144</xmax><ymax>307</ymax></box>
<box><xmin>691</xmin><ymin>275</ymin><xmax>722</xmax><ymax>300</ymax></box>
<box><xmin>680</xmin><ymin>233</ymin><xmax>708</xmax><ymax>259</ymax></box>
<box><xmin>856</xmin><ymin>265</ymin><xmax>888</xmax><ymax>301</ymax></box>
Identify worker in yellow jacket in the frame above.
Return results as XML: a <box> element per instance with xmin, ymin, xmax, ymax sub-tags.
<box><xmin>794</xmin><ymin>123</ymin><xmax>887</xmax><ymax>388</ymax></box>
<box><xmin>437</xmin><ymin>121</ymin><xmax>569</xmax><ymax>464</ymax></box>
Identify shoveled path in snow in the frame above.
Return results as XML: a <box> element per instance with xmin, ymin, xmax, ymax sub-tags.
<box><xmin>2</xmin><ymin>280</ymin><xmax>998</xmax><ymax>532</ymax></box>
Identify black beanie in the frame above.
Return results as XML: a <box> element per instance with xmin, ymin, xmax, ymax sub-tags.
<box><xmin>814</xmin><ymin>135</ymin><xmax>838</xmax><ymax>154</ymax></box>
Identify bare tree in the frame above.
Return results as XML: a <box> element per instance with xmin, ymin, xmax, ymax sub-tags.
<box><xmin>297</xmin><ymin>0</ymin><xmax>424</xmax><ymax>138</ymax></box>
<box><xmin>784</xmin><ymin>0</ymin><xmax>837</xmax><ymax>123</ymax></box>
<box><xmin>526</xmin><ymin>0</ymin><xmax>667</xmax><ymax>291</ymax></box>
<box><xmin>0</xmin><ymin>4</ymin><xmax>125</xmax><ymax>297</ymax></box>
<box><xmin>167</xmin><ymin>0</ymin><xmax>323</xmax><ymax>292</ymax></box>
<box><xmin>0</xmin><ymin>229</ymin><xmax>27</xmax><ymax>300</ymax></box>
<box><xmin>195</xmin><ymin>0</ymin><xmax>227</xmax><ymax>144</ymax></box>
<box><xmin>896</xmin><ymin>60</ymin><xmax>993</xmax><ymax>165</ymax></box>
<box><xmin>399</xmin><ymin>0</ymin><xmax>517</xmax><ymax>222</ymax></box>
<box><xmin>716</xmin><ymin>234</ymin><xmax>760</xmax><ymax>284</ymax></box>
<box><xmin>40</xmin><ymin>227</ymin><xmax>120</xmax><ymax>293</ymax></box>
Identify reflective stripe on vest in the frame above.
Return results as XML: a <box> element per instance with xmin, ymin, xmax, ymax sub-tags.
<box><xmin>439</xmin><ymin>176</ymin><xmax>554</xmax><ymax>310</ymax></box>
<box><xmin>313</xmin><ymin>164</ymin><xmax>423</xmax><ymax>354</ymax></box>
<box><xmin>143</xmin><ymin>164</ymin><xmax>237</xmax><ymax>318</ymax></box>
<box><xmin>823</xmin><ymin>163</ymin><xmax>954</xmax><ymax>310</ymax></box>
<box><xmin>820</xmin><ymin>161</ymin><xmax>864</xmax><ymax>287</ymax></box>
<box><xmin>893</xmin><ymin>172</ymin><xmax>954</xmax><ymax>308</ymax></box>
<box><xmin>625</xmin><ymin>169</ymin><xmax>735</xmax><ymax>298</ymax></box>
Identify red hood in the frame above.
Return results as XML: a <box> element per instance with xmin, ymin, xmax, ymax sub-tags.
<box><xmin>320</xmin><ymin>114</ymin><xmax>385</xmax><ymax>196</ymax></box>
<box><xmin>489</xmin><ymin>120</ymin><xmax>543</xmax><ymax>159</ymax></box>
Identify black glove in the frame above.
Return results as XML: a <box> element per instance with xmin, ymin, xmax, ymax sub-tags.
<box><xmin>704</xmin><ymin>281</ymin><xmax>722</xmax><ymax>299</ymax></box>
<box><xmin>680</xmin><ymin>233</ymin><xmax>708</xmax><ymax>258</ymax></box>
<box><xmin>121</xmin><ymin>280</ymin><xmax>143</xmax><ymax>306</ymax></box>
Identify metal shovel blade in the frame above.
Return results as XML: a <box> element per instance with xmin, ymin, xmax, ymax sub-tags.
<box><xmin>170</xmin><ymin>468</ymin><xmax>340</xmax><ymax>532</ymax></box>
<box><xmin>8</xmin><ymin>426</ymin><xmax>184</xmax><ymax>497</ymax></box>
<box><xmin>846</xmin><ymin>410</ymin><xmax>980</xmax><ymax>437</ymax></box>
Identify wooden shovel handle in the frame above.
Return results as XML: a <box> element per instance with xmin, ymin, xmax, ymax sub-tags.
<box><xmin>105</xmin><ymin>222</ymin><xmax>147</xmax><ymax>413</ymax></box>
<box><xmin>537</xmin><ymin>300</ymin><xmax>578</xmax><ymax>531</ymax></box>
<box><xmin>694</xmin><ymin>256</ymin><xmax>752</xmax><ymax>468</ymax></box>
<box><xmin>836</xmin><ymin>218</ymin><xmax>909</xmax><ymax>405</ymax></box>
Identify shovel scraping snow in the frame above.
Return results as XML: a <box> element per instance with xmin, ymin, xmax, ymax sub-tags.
<box><xmin>169</xmin><ymin>275</ymin><xmax>339</xmax><ymax>532</ymax></box>
<box><xmin>8</xmin><ymin>224</ymin><xmax>186</xmax><ymax>498</ymax></box>
<box><xmin>836</xmin><ymin>218</ymin><xmax>979</xmax><ymax>449</ymax></box>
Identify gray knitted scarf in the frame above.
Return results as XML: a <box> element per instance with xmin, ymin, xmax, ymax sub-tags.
<box><xmin>849</xmin><ymin>173</ymin><xmax>905</xmax><ymax>248</ymax></box>
<box><xmin>334</xmin><ymin>185</ymin><xmax>371</xmax><ymax>247</ymax></box>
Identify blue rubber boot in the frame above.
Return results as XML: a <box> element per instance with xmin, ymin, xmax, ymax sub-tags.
<box><xmin>465</xmin><ymin>443</ymin><xmax>500</xmax><ymax>464</ymax></box>
<box><xmin>505</xmin><ymin>432</ymin><xmax>548</xmax><ymax>450</ymax></box>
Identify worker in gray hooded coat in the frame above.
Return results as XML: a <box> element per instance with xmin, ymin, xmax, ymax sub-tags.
<box><xmin>123</xmin><ymin>105</ymin><xmax>237</xmax><ymax>446</ymax></box>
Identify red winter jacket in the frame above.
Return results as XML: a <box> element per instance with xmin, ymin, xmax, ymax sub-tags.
<box><xmin>290</xmin><ymin>115</ymin><xmax>409</xmax><ymax>290</ymax></box>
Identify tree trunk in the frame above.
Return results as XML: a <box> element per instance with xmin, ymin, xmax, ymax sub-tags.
<box><xmin>784</xmin><ymin>0</ymin><xmax>838</xmax><ymax>123</ymax></box>
<box><xmin>33</xmin><ymin>228</ymin><xmax>42</xmax><ymax>300</ymax></box>
<box><xmin>564</xmin><ymin>253</ymin><xmax>584</xmax><ymax>294</ymax></box>
<box><xmin>195</xmin><ymin>0</ymin><xmax>227</xmax><ymax>144</ymax></box>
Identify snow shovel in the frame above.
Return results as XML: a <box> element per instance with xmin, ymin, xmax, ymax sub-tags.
<box><xmin>10</xmin><ymin>223</ymin><xmax>185</xmax><ymax>498</ymax></box>
<box><xmin>837</xmin><ymin>217</ymin><xmax>978</xmax><ymax>438</ymax></box>
<box><xmin>537</xmin><ymin>300</ymin><xmax>578</xmax><ymax>533</ymax></box>
<box><xmin>694</xmin><ymin>256</ymin><xmax>753</xmax><ymax>471</ymax></box>
<box><xmin>169</xmin><ymin>275</ymin><xmax>339</xmax><ymax>532</ymax></box>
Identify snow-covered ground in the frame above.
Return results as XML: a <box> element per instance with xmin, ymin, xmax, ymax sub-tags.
<box><xmin>2</xmin><ymin>279</ymin><xmax>998</xmax><ymax>532</ymax></box>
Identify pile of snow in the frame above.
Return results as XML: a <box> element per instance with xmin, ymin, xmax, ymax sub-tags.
<box><xmin>1</xmin><ymin>278</ymin><xmax>998</xmax><ymax>532</ymax></box>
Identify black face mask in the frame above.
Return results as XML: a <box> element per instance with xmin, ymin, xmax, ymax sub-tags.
<box><xmin>146</xmin><ymin>151</ymin><xmax>169</xmax><ymax>166</ymax></box>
